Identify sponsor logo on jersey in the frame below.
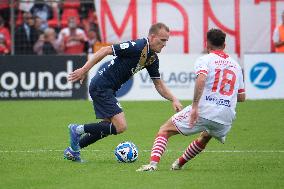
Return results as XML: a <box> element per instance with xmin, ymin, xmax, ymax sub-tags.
<box><xmin>216</xmin><ymin>99</ymin><xmax>231</xmax><ymax>107</ymax></box>
<box><xmin>205</xmin><ymin>95</ymin><xmax>231</xmax><ymax>107</ymax></box>
<box><xmin>250</xmin><ymin>62</ymin><xmax>276</xmax><ymax>89</ymax></box>
<box><xmin>131</xmin><ymin>46</ymin><xmax>156</xmax><ymax>75</ymax></box>
<box><xmin>116</xmin><ymin>102</ymin><xmax>123</xmax><ymax>109</ymax></box>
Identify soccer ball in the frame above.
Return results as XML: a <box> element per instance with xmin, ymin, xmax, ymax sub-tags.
<box><xmin>114</xmin><ymin>141</ymin><xmax>139</xmax><ymax>163</ymax></box>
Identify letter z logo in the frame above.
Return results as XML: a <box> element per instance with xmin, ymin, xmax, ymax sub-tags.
<box><xmin>250</xmin><ymin>62</ymin><xmax>276</xmax><ymax>89</ymax></box>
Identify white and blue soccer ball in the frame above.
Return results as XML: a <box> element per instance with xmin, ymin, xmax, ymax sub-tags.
<box><xmin>114</xmin><ymin>141</ymin><xmax>139</xmax><ymax>163</ymax></box>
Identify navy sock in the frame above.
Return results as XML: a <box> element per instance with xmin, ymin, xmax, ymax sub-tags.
<box><xmin>79</xmin><ymin>133</ymin><xmax>100</xmax><ymax>149</ymax></box>
<box><xmin>79</xmin><ymin>121</ymin><xmax>117</xmax><ymax>149</ymax></box>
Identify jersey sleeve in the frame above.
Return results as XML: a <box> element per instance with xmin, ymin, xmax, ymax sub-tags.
<box><xmin>237</xmin><ymin>69</ymin><xmax>245</xmax><ymax>94</ymax></box>
<box><xmin>146</xmin><ymin>58</ymin><xmax>160</xmax><ymax>79</ymax></box>
<box><xmin>194</xmin><ymin>56</ymin><xmax>209</xmax><ymax>76</ymax></box>
<box><xmin>112</xmin><ymin>39</ymin><xmax>140</xmax><ymax>57</ymax></box>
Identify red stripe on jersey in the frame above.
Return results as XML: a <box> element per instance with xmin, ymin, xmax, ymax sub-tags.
<box><xmin>238</xmin><ymin>89</ymin><xmax>245</xmax><ymax>93</ymax></box>
<box><xmin>210</xmin><ymin>50</ymin><xmax>229</xmax><ymax>59</ymax></box>
<box><xmin>196</xmin><ymin>70</ymin><xmax>208</xmax><ymax>76</ymax></box>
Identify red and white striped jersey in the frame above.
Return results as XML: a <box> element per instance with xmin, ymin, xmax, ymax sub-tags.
<box><xmin>194</xmin><ymin>50</ymin><xmax>245</xmax><ymax>125</ymax></box>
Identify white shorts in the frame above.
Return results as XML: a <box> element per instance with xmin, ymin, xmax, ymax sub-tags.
<box><xmin>171</xmin><ymin>105</ymin><xmax>232</xmax><ymax>143</ymax></box>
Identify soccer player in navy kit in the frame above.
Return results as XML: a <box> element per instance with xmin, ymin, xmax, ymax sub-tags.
<box><xmin>64</xmin><ymin>23</ymin><xmax>183</xmax><ymax>162</ymax></box>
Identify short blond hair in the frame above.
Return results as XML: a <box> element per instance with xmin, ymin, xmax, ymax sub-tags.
<box><xmin>148</xmin><ymin>23</ymin><xmax>169</xmax><ymax>35</ymax></box>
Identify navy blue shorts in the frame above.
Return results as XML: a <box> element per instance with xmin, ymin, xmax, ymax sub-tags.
<box><xmin>89</xmin><ymin>87</ymin><xmax>123</xmax><ymax>119</ymax></box>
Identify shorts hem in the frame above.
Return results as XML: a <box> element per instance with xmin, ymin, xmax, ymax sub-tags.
<box><xmin>171</xmin><ymin>117</ymin><xmax>186</xmax><ymax>136</ymax></box>
<box><xmin>95</xmin><ymin>109</ymin><xmax>123</xmax><ymax>119</ymax></box>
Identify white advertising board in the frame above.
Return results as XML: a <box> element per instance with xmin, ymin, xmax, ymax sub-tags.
<box><xmin>88</xmin><ymin>54</ymin><xmax>239</xmax><ymax>101</ymax></box>
<box><xmin>88</xmin><ymin>54</ymin><xmax>198</xmax><ymax>100</ymax></box>
<box><xmin>244</xmin><ymin>54</ymin><xmax>284</xmax><ymax>99</ymax></box>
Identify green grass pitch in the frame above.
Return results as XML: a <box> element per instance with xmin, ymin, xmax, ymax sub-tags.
<box><xmin>0</xmin><ymin>100</ymin><xmax>283</xmax><ymax>189</ymax></box>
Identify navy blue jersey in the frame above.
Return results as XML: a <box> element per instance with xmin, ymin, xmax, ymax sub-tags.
<box><xmin>92</xmin><ymin>38</ymin><xmax>160</xmax><ymax>91</ymax></box>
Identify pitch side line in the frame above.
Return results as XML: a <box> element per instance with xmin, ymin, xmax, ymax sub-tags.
<box><xmin>0</xmin><ymin>149</ymin><xmax>284</xmax><ymax>153</ymax></box>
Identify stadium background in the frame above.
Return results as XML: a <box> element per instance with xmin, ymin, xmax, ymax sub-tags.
<box><xmin>1</xmin><ymin>0</ymin><xmax>284</xmax><ymax>100</ymax></box>
<box><xmin>0</xmin><ymin>1</ymin><xmax>283</xmax><ymax>189</ymax></box>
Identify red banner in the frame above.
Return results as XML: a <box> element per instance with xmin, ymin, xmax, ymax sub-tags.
<box><xmin>95</xmin><ymin>0</ymin><xmax>284</xmax><ymax>56</ymax></box>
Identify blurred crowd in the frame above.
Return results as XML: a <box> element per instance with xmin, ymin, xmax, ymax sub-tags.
<box><xmin>2</xmin><ymin>1</ymin><xmax>283</xmax><ymax>56</ymax></box>
<box><xmin>0</xmin><ymin>0</ymin><xmax>102</xmax><ymax>55</ymax></box>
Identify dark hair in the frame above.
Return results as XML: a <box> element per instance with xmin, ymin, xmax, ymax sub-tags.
<box><xmin>148</xmin><ymin>22</ymin><xmax>169</xmax><ymax>35</ymax></box>
<box><xmin>207</xmin><ymin>28</ymin><xmax>226</xmax><ymax>47</ymax></box>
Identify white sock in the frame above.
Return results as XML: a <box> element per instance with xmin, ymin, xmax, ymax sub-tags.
<box><xmin>150</xmin><ymin>161</ymin><xmax>158</xmax><ymax>166</ymax></box>
<box><xmin>75</xmin><ymin>125</ymin><xmax>85</xmax><ymax>135</ymax></box>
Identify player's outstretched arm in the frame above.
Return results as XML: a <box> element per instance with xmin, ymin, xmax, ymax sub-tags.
<box><xmin>190</xmin><ymin>74</ymin><xmax>206</xmax><ymax>127</ymax></box>
<box><xmin>152</xmin><ymin>79</ymin><xmax>183</xmax><ymax>112</ymax></box>
<box><xmin>68</xmin><ymin>46</ymin><xmax>113</xmax><ymax>84</ymax></box>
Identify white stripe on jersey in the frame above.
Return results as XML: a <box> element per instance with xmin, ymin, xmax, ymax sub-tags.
<box><xmin>111</xmin><ymin>45</ymin><xmax>116</xmax><ymax>56</ymax></box>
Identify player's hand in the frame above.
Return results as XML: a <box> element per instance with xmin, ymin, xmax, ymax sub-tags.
<box><xmin>68</xmin><ymin>68</ymin><xmax>87</xmax><ymax>84</ymax></box>
<box><xmin>172</xmin><ymin>99</ymin><xmax>183</xmax><ymax>112</ymax></box>
<box><xmin>189</xmin><ymin>107</ymin><xmax>198</xmax><ymax>128</ymax></box>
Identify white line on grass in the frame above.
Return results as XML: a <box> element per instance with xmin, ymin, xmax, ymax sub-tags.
<box><xmin>0</xmin><ymin>149</ymin><xmax>283</xmax><ymax>153</ymax></box>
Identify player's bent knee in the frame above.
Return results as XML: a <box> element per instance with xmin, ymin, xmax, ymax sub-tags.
<box><xmin>115</xmin><ymin>124</ymin><xmax>127</xmax><ymax>134</ymax></box>
<box><xmin>157</xmin><ymin>127</ymin><xmax>172</xmax><ymax>138</ymax></box>
<box><xmin>157</xmin><ymin>119</ymin><xmax>177</xmax><ymax>137</ymax></box>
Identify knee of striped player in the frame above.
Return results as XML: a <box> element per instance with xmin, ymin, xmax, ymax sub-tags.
<box><xmin>157</xmin><ymin>127</ymin><xmax>173</xmax><ymax>139</ymax></box>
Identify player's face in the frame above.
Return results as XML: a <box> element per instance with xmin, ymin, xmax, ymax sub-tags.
<box><xmin>149</xmin><ymin>28</ymin><xmax>169</xmax><ymax>53</ymax></box>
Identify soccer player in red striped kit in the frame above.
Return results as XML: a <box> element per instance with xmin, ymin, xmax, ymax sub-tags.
<box><xmin>137</xmin><ymin>28</ymin><xmax>246</xmax><ymax>171</ymax></box>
